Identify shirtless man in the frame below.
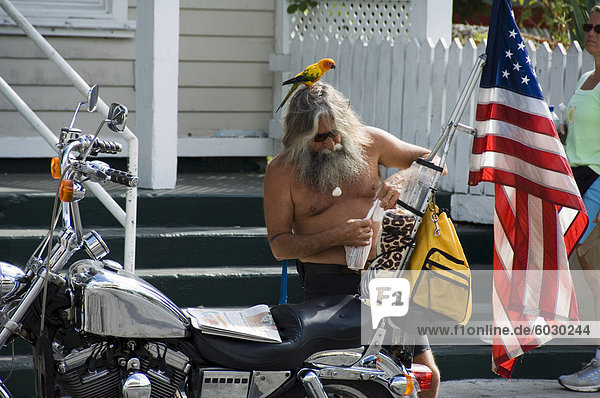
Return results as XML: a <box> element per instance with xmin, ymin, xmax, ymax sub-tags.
<box><xmin>264</xmin><ymin>82</ymin><xmax>440</xmax><ymax>397</ymax></box>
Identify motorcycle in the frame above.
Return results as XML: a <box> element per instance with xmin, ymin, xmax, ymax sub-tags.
<box><xmin>0</xmin><ymin>86</ymin><xmax>431</xmax><ymax>398</ymax></box>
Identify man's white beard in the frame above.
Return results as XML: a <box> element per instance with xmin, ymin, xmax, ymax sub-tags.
<box><xmin>295</xmin><ymin>141</ymin><xmax>367</xmax><ymax>193</ymax></box>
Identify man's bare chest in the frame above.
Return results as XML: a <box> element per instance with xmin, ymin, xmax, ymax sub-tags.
<box><xmin>293</xmin><ymin>177</ymin><xmax>378</xmax><ymax>219</ymax></box>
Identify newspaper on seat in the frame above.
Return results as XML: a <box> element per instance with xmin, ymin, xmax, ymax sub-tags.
<box><xmin>185</xmin><ymin>304</ymin><xmax>282</xmax><ymax>343</ymax></box>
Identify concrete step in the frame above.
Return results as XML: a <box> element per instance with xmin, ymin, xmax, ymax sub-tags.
<box><xmin>136</xmin><ymin>265</ymin><xmax>304</xmax><ymax>307</ymax></box>
<box><xmin>434</xmin><ymin>344</ymin><xmax>593</xmax><ymax>380</ymax></box>
<box><xmin>0</xmin><ymin>193</ymin><xmax>265</xmax><ymax>229</ymax></box>
<box><xmin>0</xmin><ymin>226</ymin><xmax>277</xmax><ymax>269</ymax></box>
<box><xmin>0</xmin><ymin>173</ymin><xmax>453</xmax><ymax>230</ymax></box>
<box><xmin>0</xmin><ymin>223</ymin><xmax>492</xmax><ymax>269</ymax></box>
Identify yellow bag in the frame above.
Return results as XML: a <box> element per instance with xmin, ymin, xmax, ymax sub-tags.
<box><xmin>406</xmin><ymin>201</ymin><xmax>472</xmax><ymax>325</ymax></box>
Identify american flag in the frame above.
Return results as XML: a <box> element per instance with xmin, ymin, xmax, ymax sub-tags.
<box><xmin>468</xmin><ymin>0</ymin><xmax>588</xmax><ymax>378</ymax></box>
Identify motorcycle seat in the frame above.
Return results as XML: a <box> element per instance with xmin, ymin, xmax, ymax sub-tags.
<box><xmin>190</xmin><ymin>294</ymin><xmax>369</xmax><ymax>370</ymax></box>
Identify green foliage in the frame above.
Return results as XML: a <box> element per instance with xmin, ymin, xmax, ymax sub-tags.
<box><xmin>517</xmin><ymin>0</ymin><xmax>596</xmax><ymax>47</ymax></box>
<box><xmin>517</xmin><ymin>0</ymin><xmax>572</xmax><ymax>43</ymax></box>
<box><xmin>569</xmin><ymin>0</ymin><xmax>597</xmax><ymax>48</ymax></box>
<box><xmin>287</xmin><ymin>0</ymin><xmax>318</xmax><ymax>14</ymax></box>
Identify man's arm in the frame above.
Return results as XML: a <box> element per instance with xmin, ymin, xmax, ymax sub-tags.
<box><xmin>368</xmin><ymin>127</ymin><xmax>446</xmax><ymax>209</ymax></box>
<box><xmin>263</xmin><ymin>159</ymin><xmax>372</xmax><ymax>261</ymax></box>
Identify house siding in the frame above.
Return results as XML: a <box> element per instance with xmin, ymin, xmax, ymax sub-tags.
<box><xmin>0</xmin><ymin>0</ymin><xmax>275</xmax><ymax>156</ymax></box>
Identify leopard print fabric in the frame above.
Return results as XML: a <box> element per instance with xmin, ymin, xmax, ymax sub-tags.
<box><xmin>372</xmin><ymin>208</ymin><xmax>417</xmax><ymax>271</ymax></box>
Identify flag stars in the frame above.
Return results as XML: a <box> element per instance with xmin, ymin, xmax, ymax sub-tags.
<box><xmin>525</xmin><ymin>55</ymin><xmax>531</xmax><ymax>64</ymax></box>
<box><xmin>521</xmin><ymin>75</ymin><xmax>530</xmax><ymax>85</ymax></box>
<box><xmin>517</xmin><ymin>41</ymin><xmax>526</xmax><ymax>51</ymax></box>
<box><xmin>502</xmin><ymin>69</ymin><xmax>510</xmax><ymax>79</ymax></box>
<box><xmin>513</xmin><ymin>62</ymin><xmax>522</xmax><ymax>71</ymax></box>
<box><xmin>508</xmin><ymin>29</ymin><xmax>518</xmax><ymax>38</ymax></box>
<box><xmin>505</xmin><ymin>49</ymin><xmax>513</xmax><ymax>59</ymax></box>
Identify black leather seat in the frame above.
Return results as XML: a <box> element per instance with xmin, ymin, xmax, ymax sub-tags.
<box><xmin>191</xmin><ymin>295</ymin><xmax>369</xmax><ymax>370</ymax></box>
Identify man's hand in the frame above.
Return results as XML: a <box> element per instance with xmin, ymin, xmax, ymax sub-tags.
<box><xmin>377</xmin><ymin>157</ymin><xmax>448</xmax><ymax>210</ymax></box>
<box><xmin>377</xmin><ymin>171</ymin><xmax>407</xmax><ymax>210</ymax></box>
<box><xmin>337</xmin><ymin>218</ymin><xmax>373</xmax><ymax>246</ymax></box>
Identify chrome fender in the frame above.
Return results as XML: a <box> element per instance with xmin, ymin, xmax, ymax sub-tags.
<box><xmin>69</xmin><ymin>259</ymin><xmax>189</xmax><ymax>338</ymax></box>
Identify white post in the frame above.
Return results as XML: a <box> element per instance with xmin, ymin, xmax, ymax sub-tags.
<box><xmin>410</xmin><ymin>0</ymin><xmax>453</xmax><ymax>44</ymax></box>
<box><xmin>135</xmin><ymin>0</ymin><xmax>179</xmax><ymax>189</ymax></box>
<box><xmin>268</xmin><ymin>0</ymin><xmax>291</xmax><ymax>149</ymax></box>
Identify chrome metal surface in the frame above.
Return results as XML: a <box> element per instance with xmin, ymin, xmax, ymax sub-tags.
<box><xmin>298</xmin><ymin>369</ymin><xmax>328</xmax><ymax>398</ymax></box>
<box><xmin>306</xmin><ymin>348</ymin><xmax>363</xmax><ymax>367</ymax></box>
<box><xmin>107</xmin><ymin>103</ymin><xmax>128</xmax><ymax>132</ymax></box>
<box><xmin>127</xmin><ymin>358</ymin><xmax>141</xmax><ymax>371</ymax></box>
<box><xmin>143</xmin><ymin>342</ymin><xmax>190</xmax><ymax>374</ymax></box>
<box><xmin>0</xmin><ymin>226</ymin><xmax>79</xmax><ymax>347</ymax></box>
<box><xmin>54</xmin><ymin>345</ymin><xmax>97</xmax><ymax>373</ymax></box>
<box><xmin>0</xmin><ymin>262</ymin><xmax>25</xmax><ymax>302</ymax></box>
<box><xmin>87</xmin><ymin>85</ymin><xmax>98</xmax><ymax>112</ymax></box>
<box><xmin>0</xmin><ymin>381</ymin><xmax>11</xmax><ymax>398</ymax></box>
<box><xmin>83</xmin><ymin>230</ymin><xmax>109</xmax><ymax>260</ymax></box>
<box><xmin>389</xmin><ymin>375</ymin><xmax>412</xmax><ymax>396</ymax></box>
<box><xmin>122</xmin><ymin>372</ymin><xmax>151</xmax><ymax>398</ymax></box>
<box><xmin>317</xmin><ymin>367</ymin><xmax>380</xmax><ymax>381</ymax></box>
<box><xmin>358</xmin><ymin>354</ymin><xmax>378</xmax><ymax>368</ymax></box>
<box><xmin>69</xmin><ymin>259</ymin><xmax>189</xmax><ymax>338</ymax></box>
<box><xmin>248</xmin><ymin>370</ymin><xmax>291</xmax><ymax>398</ymax></box>
<box><xmin>200</xmin><ymin>370</ymin><xmax>251</xmax><ymax>398</ymax></box>
<box><xmin>374</xmin><ymin>352</ymin><xmax>405</xmax><ymax>378</ymax></box>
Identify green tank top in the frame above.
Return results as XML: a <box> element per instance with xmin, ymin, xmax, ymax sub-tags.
<box><xmin>565</xmin><ymin>70</ymin><xmax>600</xmax><ymax>175</ymax></box>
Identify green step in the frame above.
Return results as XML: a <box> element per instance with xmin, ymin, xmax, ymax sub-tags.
<box><xmin>435</xmin><ymin>345</ymin><xmax>593</xmax><ymax>380</ymax></box>
<box><xmin>0</xmin><ymin>223</ymin><xmax>492</xmax><ymax>269</ymax></box>
<box><xmin>137</xmin><ymin>266</ymin><xmax>304</xmax><ymax>307</ymax></box>
<box><xmin>0</xmin><ymin>227</ymin><xmax>277</xmax><ymax>269</ymax></box>
<box><xmin>0</xmin><ymin>194</ymin><xmax>265</xmax><ymax>228</ymax></box>
<box><xmin>0</xmin><ymin>183</ymin><xmax>452</xmax><ymax>230</ymax></box>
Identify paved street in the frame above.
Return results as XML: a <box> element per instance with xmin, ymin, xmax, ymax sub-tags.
<box><xmin>439</xmin><ymin>379</ymin><xmax>594</xmax><ymax>397</ymax></box>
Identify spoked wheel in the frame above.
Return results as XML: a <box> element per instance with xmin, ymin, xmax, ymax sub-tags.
<box><xmin>284</xmin><ymin>380</ymin><xmax>393</xmax><ymax>398</ymax></box>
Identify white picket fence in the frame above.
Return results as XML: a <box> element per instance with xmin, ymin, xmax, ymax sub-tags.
<box><xmin>282</xmin><ymin>35</ymin><xmax>594</xmax><ymax>223</ymax></box>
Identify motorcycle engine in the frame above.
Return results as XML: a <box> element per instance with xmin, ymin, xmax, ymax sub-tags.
<box><xmin>54</xmin><ymin>339</ymin><xmax>190</xmax><ymax>398</ymax></box>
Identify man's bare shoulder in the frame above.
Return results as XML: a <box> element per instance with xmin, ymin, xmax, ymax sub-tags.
<box><xmin>365</xmin><ymin>126</ymin><xmax>404</xmax><ymax>144</ymax></box>
<box><xmin>264</xmin><ymin>154</ymin><xmax>295</xmax><ymax>191</ymax></box>
<box><xmin>266</xmin><ymin>153</ymin><xmax>292</xmax><ymax>176</ymax></box>
<box><xmin>363</xmin><ymin>126</ymin><xmax>429</xmax><ymax>169</ymax></box>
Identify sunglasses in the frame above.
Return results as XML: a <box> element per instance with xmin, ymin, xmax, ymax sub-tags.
<box><xmin>313</xmin><ymin>130</ymin><xmax>340</xmax><ymax>142</ymax></box>
<box><xmin>583</xmin><ymin>23</ymin><xmax>600</xmax><ymax>34</ymax></box>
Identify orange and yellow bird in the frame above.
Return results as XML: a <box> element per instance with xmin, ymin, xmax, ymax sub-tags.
<box><xmin>276</xmin><ymin>58</ymin><xmax>336</xmax><ymax>112</ymax></box>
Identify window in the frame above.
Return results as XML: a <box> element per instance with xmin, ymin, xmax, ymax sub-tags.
<box><xmin>0</xmin><ymin>0</ymin><xmax>135</xmax><ymax>37</ymax></box>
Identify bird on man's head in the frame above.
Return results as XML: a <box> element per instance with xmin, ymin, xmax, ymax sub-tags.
<box><xmin>275</xmin><ymin>58</ymin><xmax>336</xmax><ymax>112</ymax></box>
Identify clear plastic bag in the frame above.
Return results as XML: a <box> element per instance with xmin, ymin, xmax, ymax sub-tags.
<box><xmin>345</xmin><ymin>199</ymin><xmax>385</xmax><ymax>270</ymax></box>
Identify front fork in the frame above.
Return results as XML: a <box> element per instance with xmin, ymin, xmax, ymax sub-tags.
<box><xmin>0</xmin><ymin>228</ymin><xmax>78</xmax><ymax>348</ymax></box>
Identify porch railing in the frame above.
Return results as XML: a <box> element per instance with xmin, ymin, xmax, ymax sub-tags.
<box><xmin>0</xmin><ymin>0</ymin><xmax>138</xmax><ymax>272</ymax></box>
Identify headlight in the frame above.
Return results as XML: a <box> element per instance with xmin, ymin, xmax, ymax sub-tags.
<box><xmin>0</xmin><ymin>262</ymin><xmax>26</xmax><ymax>302</ymax></box>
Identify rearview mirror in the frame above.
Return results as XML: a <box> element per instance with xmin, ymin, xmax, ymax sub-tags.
<box><xmin>87</xmin><ymin>85</ymin><xmax>99</xmax><ymax>112</ymax></box>
<box><xmin>107</xmin><ymin>103</ymin><xmax>128</xmax><ymax>133</ymax></box>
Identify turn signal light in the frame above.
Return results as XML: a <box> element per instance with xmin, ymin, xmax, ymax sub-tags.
<box><xmin>59</xmin><ymin>180</ymin><xmax>74</xmax><ymax>202</ymax></box>
<box><xmin>50</xmin><ymin>157</ymin><xmax>61</xmax><ymax>179</ymax></box>
<box><xmin>411</xmin><ymin>363</ymin><xmax>433</xmax><ymax>391</ymax></box>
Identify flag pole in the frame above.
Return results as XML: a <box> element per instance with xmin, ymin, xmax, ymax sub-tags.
<box><xmin>428</xmin><ymin>54</ymin><xmax>487</xmax><ymax>162</ymax></box>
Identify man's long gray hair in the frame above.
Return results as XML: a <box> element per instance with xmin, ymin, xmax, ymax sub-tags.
<box><xmin>279</xmin><ymin>82</ymin><xmax>371</xmax><ymax>191</ymax></box>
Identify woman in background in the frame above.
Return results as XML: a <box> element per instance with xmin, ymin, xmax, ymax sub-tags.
<box><xmin>558</xmin><ymin>5</ymin><xmax>600</xmax><ymax>393</ymax></box>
